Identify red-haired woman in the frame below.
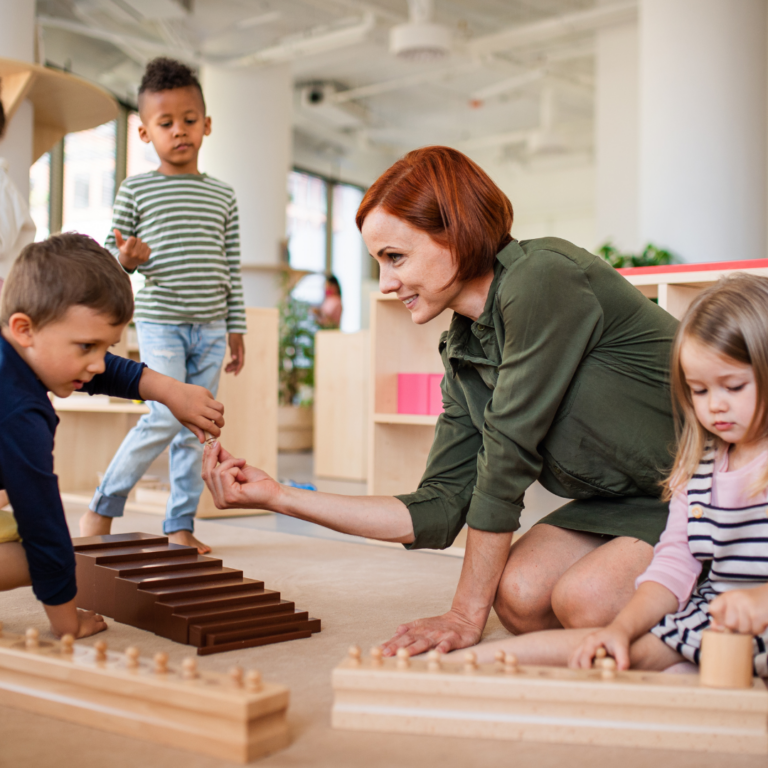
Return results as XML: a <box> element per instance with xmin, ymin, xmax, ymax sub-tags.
<box><xmin>203</xmin><ymin>147</ymin><xmax>677</xmax><ymax>656</ymax></box>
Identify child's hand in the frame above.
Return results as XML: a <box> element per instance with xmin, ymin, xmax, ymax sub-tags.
<box><xmin>114</xmin><ymin>229</ymin><xmax>151</xmax><ymax>271</ymax></box>
<box><xmin>709</xmin><ymin>586</ymin><xmax>768</xmax><ymax>635</ymax></box>
<box><xmin>225</xmin><ymin>333</ymin><xmax>245</xmax><ymax>376</ymax></box>
<box><xmin>164</xmin><ymin>380</ymin><xmax>225</xmax><ymax>443</ymax></box>
<box><xmin>569</xmin><ymin>625</ymin><xmax>632</xmax><ymax>670</ymax></box>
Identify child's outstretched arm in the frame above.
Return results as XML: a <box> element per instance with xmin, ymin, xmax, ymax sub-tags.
<box><xmin>138</xmin><ymin>368</ymin><xmax>224</xmax><ymax>443</ymax></box>
<box><xmin>569</xmin><ymin>581</ymin><xmax>678</xmax><ymax>670</ymax></box>
<box><xmin>709</xmin><ymin>585</ymin><xmax>768</xmax><ymax>635</ymax></box>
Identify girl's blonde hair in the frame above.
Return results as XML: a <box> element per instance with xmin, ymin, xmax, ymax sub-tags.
<box><xmin>663</xmin><ymin>273</ymin><xmax>768</xmax><ymax>500</ymax></box>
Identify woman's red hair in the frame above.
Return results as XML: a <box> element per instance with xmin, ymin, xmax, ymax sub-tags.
<box><xmin>356</xmin><ymin>146</ymin><xmax>514</xmax><ymax>284</ymax></box>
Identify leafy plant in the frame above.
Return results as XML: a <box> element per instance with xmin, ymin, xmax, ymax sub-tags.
<box><xmin>278</xmin><ymin>290</ymin><xmax>317</xmax><ymax>407</ymax></box>
<box><xmin>598</xmin><ymin>242</ymin><xmax>676</xmax><ymax>269</ymax></box>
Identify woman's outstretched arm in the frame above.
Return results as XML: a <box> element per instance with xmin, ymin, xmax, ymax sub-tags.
<box><xmin>202</xmin><ymin>441</ymin><xmax>415</xmax><ymax>542</ymax></box>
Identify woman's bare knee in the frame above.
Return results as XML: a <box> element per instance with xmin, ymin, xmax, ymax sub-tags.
<box><xmin>494</xmin><ymin>574</ymin><xmax>561</xmax><ymax>634</ymax></box>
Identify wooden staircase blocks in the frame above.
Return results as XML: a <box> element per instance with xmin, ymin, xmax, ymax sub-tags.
<box><xmin>73</xmin><ymin>533</ymin><xmax>321</xmax><ymax>655</ymax></box>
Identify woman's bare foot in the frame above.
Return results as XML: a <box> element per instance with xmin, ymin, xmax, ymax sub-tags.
<box><xmin>168</xmin><ymin>530</ymin><xmax>211</xmax><ymax>554</ymax></box>
<box><xmin>79</xmin><ymin>509</ymin><xmax>113</xmax><ymax>537</ymax></box>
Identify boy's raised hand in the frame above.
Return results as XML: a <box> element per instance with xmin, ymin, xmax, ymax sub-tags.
<box><xmin>114</xmin><ymin>229</ymin><xmax>151</xmax><ymax>271</ymax></box>
<box><xmin>709</xmin><ymin>585</ymin><xmax>768</xmax><ymax>636</ymax></box>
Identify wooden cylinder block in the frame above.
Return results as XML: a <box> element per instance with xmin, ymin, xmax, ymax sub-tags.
<box><xmin>700</xmin><ymin>629</ymin><xmax>753</xmax><ymax>689</ymax></box>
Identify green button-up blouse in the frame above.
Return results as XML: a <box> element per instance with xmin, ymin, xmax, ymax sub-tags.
<box><xmin>396</xmin><ymin>237</ymin><xmax>679</xmax><ymax>550</ymax></box>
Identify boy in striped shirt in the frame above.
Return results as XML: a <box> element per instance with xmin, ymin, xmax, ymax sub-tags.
<box><xmin>80</xmin><ymin>58</ymin><xmax>246</xmax><ymax>554</ymax></box>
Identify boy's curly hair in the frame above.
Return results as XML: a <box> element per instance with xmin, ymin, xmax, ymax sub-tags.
<box><xmin>138</xmin><ymin>57</ymin><xmax>205</xmax><ymax>112</ymax></box>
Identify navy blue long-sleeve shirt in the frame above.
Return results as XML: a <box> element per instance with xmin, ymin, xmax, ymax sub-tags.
<box><xmin>0</xmin><ymin>334</ymin><xmax>145</xmax><ymax>605</ymax></box>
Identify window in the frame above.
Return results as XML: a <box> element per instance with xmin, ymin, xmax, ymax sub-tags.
<box><xmin>62</xmin><ymin>120</ymin><xmax>116</xmax><ymax>242</ymax></box>
<box><xmin>29</xmin><ymin>152</ymin><xmax>50</xmax><ymax>240</ymax></box>
<box><xmin>286</xmin><ymin>169</ymin><xmax>366</xmax><ymax>332</ymax></box>
<box><xmin>126</xmin><ymin>112</ymin><xmax>159</xmax><ymax>177</ymax></box>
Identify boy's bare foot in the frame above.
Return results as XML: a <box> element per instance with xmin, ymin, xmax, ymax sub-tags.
<box><xmin>79</xmin><ymin>509</ymin><xmax>113</xmax><ymax>537</ymax></box>
<box><xmin>168</xmin><ymin>530</ymin><xmax>211</xmax><ymax>554</ymax></box>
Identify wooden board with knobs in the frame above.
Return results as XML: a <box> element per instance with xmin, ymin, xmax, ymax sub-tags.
<box><xmin>332</xmin><ymin>645</ymin><xmax>768</xmax><ymax>754</ymax></box>
<box><xmin>0</xmin><ymin>625</ymin><xmax>290</xmax><ymax>763</ymax></box>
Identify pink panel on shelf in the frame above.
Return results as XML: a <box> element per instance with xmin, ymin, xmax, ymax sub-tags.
<box><xmin>397</xmin><ymin>373</ymin><xmax>430</xmax><ymax>415</ymax></box>
<box><xmin>428</xmin><ymin>374</ymin><xmax>444</xmax><ymax>415</ymax></box>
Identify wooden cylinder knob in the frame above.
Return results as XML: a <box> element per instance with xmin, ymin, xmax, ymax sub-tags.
<box><xmin>60</xmin><ymin>634</ymin><xmax>75</xmax><ymax>655</ymax></box>
<box><xmin>181</xmin><ymin>657</ymin><xmax>198</xmax><ymax>680</ymax></box>
<box><xmin>463</xmin><ymin>651</ymin><xmax>478</xmax><ymax>674</ymax></box>
<box><xmin>246</xmin><ymin>670</ymin><xmax>262</xmax><ymax>692</ymax></box>
<box><xmin>600</xmin><ymin>657</ymin><xmax>617</xmax><ymax>680</ymax></box>
<box><xmin>229</xmin><ymin>667</ymin><xmax>244</xmax><ymax>688</ymax></box>
<box><xmin>370</xmin><ymin>647</ymin><xmax>384</xmax><ymax>668</ymax></box>
<box><xmin>700</xmin><ymin>629</ymin><xmax>753</xmax><ymax>689</ymax></box>
<box><xmin>396</xmin><ymin>648</ymin><xmax>410</xmax><ymax>670</ymax></box>
<box><xmin>94</xmin><ymin>640</ymin><xmax>107</xmax><ymax>663</ymax></box>
<box><xmin>494</xmin><ymin>649</ymin><xmax>505</xmax><ymax>671</ymax></box>
<box><xmin>348</xmin><ymin>645</ymin><xmax>362</xmax><ymax>667</ymax></box>
<box><xmin>427</xmin><ymin>649</ymin><xmax>441</xmax><ymax>672</ymax></box>
<box><xmin>593</xmin><ymin>647</ymin><xmax>607</xmax><ymax>667</ymax></box>
<box><xmin>125</xmin><ymin>646</ymin><xmax>140</xmax><ymax>670</ymax></box>
<box><xmin>153</xmin><ymin>652</ymin><xmax>169</xmax><ymax>675</ymax></box>
<box><xmin>25</xmin><ymin>628</ymin><xmax>39</xmax><ymax>649</ymax></box>
<box><xmin>503</xmin><ymin>652</ymin><xmax>519</xmax><ymax>675</ymax></box>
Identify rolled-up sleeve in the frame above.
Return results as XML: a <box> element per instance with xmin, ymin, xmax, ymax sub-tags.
<box><xmin>467</xmin><ymin>250</ymin><xmax>603</xmax><ymax>532</ymax></box>
<box><xmin>396</xmin><ymin>376</ymin><xmax>483</xmax><ymax>550</ymax></box>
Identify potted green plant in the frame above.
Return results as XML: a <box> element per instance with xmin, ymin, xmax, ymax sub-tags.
<box><xmin>277</xmin><ymin>289</ymin><xmax>316</xmax><ymax>451</ymax></box>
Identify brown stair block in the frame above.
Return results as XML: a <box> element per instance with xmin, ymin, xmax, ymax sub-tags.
<box><xmin>72</xmin><ymin>533</ymin><xmax>321</xmax><ymax>654</ymax></box>
<box><xmin>189</xmin><ymin>608</ymin><xmax>311</xmax><ymax>646</ymax></box>
<box><xmin>173</xmin><ymin>599</ymin><xmax>297</xmax><ymax>645</ymax></box>
<box><xmin>113</xmin><ymin>567</ymin><xmax>247</xmax><ymax>631</ymax></box>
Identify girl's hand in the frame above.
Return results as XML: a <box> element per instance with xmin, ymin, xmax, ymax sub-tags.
<box><xmin>569</xmin><ymin>625</ymin><xmax>632</xmax><ymax>670</ymax></box>
<box><xmin>203</xmin><ymin>442</ymin><xmax>282</xmax><ymax>510</ymax></box>
<box><xmin>709</xmin><ymin>586</ymin><xmax>768</xmax><ymax>635</ymax></box>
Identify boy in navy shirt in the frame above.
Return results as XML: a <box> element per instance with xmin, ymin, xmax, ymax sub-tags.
<box><xmin>0</xmin><ymin>233</ymin><xmax>224</xmax><ymax>638</ymax></box>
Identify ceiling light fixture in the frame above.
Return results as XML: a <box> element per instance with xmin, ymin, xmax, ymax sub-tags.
<box><xmin>390</xmin><ymin>0</ymin><xmax>451</xmax><ymax>62</ymax></box>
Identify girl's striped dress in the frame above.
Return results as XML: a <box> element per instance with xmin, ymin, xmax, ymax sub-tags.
<box><xmin>651</xmin><ymin>444</ymin><xmax>768</xmax><ymax>675</ymax></box>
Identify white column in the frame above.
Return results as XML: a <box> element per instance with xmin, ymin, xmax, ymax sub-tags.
<box><xmin>0</xmin><ymin>0</ymin><xmax>35</xmax><ymax>200</ymax></box>
<box><xmin>638</xmin><ymin>0</ymin><xmax>767</xmax><ymax>263</ymax></box>
<box><xmin>200</xmin><ymin>64</ymin><xmax>293</xmax><ymax>308</ymax></box>
<box><xmin>594</xmin><ymin>21</ymin><xmax>639</xmax><ymax>252</ymax></box>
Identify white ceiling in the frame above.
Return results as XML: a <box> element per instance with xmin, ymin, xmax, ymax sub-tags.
<box><xmin>34</xmin><ymin>0</ymin><xmax>633</xmax><ymax>165</ymax></box>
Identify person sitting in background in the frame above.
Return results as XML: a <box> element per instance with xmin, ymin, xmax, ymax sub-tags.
<box><xmin>313</xmin><ymin>274</ymin><xmax>342</xmax><ymax>329</ymax></box>
<box><xmin>0</xmin><ymin>77</ymin><xmax>36</xmax><ymax>291</ymax></box>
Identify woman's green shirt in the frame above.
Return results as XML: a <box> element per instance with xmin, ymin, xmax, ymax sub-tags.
<box><xmin>395</xmin><ymin>237</ymin><xmax>679</xmax><ymax>550</ymax></box>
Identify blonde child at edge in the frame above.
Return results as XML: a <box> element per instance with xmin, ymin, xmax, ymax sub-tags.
<box><xmin>456</xmin><ymin>273</ymin><xmax>768</xmax><ymax>676</ymax></box>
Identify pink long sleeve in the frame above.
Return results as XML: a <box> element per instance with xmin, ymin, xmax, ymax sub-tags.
<box><xmin>635</xmin><ymin>491</ymin><xmax>702</xmax><ymax>610</ymax></box>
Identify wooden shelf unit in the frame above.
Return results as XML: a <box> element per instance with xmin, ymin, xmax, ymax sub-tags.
<box><xmin>367</xmin><ymin>259</ymin><xmax>768</xmax><ymax>504</ymax></box>
<box><xmin>367</xmin><ymin>294</ymin><xmax>451</xmax><ymax>497</ymax></box>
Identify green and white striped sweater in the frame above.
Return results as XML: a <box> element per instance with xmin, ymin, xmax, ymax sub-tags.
<box><xmin>106</xmin><ymin>171</ymin><xmax>247</xmax><ymax>333</ymax></box>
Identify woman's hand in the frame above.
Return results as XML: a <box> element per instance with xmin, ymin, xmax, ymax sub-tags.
<box><xmin>203</xmin><ymin>442</ymin><xmax>281</xmax><ymax>510</ymax></box>
<box><xmin>569</xmin><ymin>624</ymin><xmax>632</xmax><ymax>670</ymax></box>
<box><xmin>381</xmin><ymin>609</ymin><xmax>484</xmax><ymax>657</ymax></box>
<box><xmin>709</xmin><ymin>585</ymin><xmax>768</xmax><ymax>635</ymax></box>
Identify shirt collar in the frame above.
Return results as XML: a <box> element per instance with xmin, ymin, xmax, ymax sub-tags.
<box><xmin>0</xmin><ymin>333</ymin><xmax>50</xmax><ymax>400</ymax></box>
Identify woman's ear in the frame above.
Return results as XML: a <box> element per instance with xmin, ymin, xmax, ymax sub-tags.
<box><xmin>6</xmin><ymin>312</ymin><xmax>36</xmax><ymax>348</ymax></box>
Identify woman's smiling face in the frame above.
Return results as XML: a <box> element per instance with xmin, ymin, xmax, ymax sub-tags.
<box><xmin>362</xmin><ymin>208</ymin><xmax>461</xmax><ymax>325</ymax></box>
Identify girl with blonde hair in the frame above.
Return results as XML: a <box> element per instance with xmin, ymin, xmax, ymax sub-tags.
<box><xmin>454</xmin><ymin>273</ymin><xmax>768</xmax><ymax>673</ymax></box>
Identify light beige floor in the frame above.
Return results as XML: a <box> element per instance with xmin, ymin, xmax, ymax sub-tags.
<box><xmin>1</xmin><ymin>502</ymin><xmax>763</xmax><ymax>768</ymax></box>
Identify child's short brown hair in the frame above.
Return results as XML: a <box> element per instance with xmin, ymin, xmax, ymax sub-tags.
<box><xmin>0</xmin><ymin>233</ymin><xmax>134</xmax><ymax>329</ymax></box>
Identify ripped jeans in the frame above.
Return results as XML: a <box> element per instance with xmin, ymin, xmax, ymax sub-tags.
<box><xmin>89</xmin><ymin>320</ymin><xmax>227</xmax><ymax>533</ymax></box>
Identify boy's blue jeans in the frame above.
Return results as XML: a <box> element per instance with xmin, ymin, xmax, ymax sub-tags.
<box><xmin>89</xmin><ymin>321</ymin><xmax>227</xmax><ymax>534</ymax></box>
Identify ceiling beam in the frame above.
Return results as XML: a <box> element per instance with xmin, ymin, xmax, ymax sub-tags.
<box><xmin>466</xmin><ymin>1</ymin><xmax>637</xmax><ymax>56</ymax></box>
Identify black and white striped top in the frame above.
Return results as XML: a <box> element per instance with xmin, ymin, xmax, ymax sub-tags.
<box><xmin>106</xmin><ymin>172</ymin><xmax>247</xmax><ymax>333</ymax></box>
<box><xmin>687</xmin><ymin>443</ymin><xmax>768</xmax><ymax>586</ymax></box>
